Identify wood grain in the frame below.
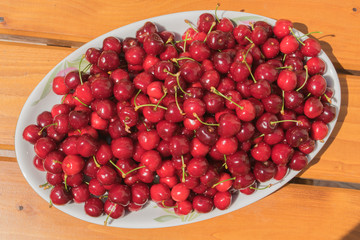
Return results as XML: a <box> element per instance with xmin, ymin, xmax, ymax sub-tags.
<box><xmin>0</xmin><ymin>160</ymin><xmax>359</xmax><ymax>240</ymax></box>
<box><xmin>0</xmin><ymin>0</ymin><xmax>359</xmax><ymax>71</ymax></box>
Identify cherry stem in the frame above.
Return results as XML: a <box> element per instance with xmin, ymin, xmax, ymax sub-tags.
<box><xmin>133</xmin><ymin>89</ymin><xmax>142</xmax><ymax>109</ymax></box>
<box><xmin>296</xmin><ymin>65</ymin><xmax>309</xmax><ymax>92</ymax></box>
<box><xmin>184</xmin><ymin>19</ymin><xmax>198</xmax><ymax>33</ymax></box>
<box><xmin>92</xmin><ymin>155</ymin><xmax>101</xmax><ymax>168</ymax></box>
<box><xmin>193</xmin><ymin>113</ymin><xmax>219</xmax><ymax>126</ymax></box>
<box><xmin>289</xmin><ymin>27</ymin><xmax>305</xmax><ymax>46</ymax></box>
<box><xmin>203</xmin><ymin>21</ymin><xmax>217</xmax><ymax>42</ymax></box>
<box><xmin>78</xmin><ymin>55</ymin><xmax>85</xmax><ymax>85</ymax></box>
<box><xmin>161</xmin><ymin>200</ymin><xmax>177</xmax><ymax>209</ymax></box>
<box><xmin>39</xmin><ymin>182</ymin><xmax>51</xmax><ymax>189</ymax></box>
<box><xmin>73</xmin><ymin>96</ymin><xmax>89</xmax><ymax>107</ymax></box>
<box><xmin>135</xmin><ymin>103</ymin><xmax>167</xmax><ymax>111</ymax></box>
<box><xmin>250</xmin><ymin>183</ymin><xmax>273</xmax><ymax>190</ymax></box>
<box><xmin>174</xmin><ymin>86</ymin><xmax>186</xmax><ymax>116</ymax></box>
<box><xmin>270</xmin><ymin>119</ymin><xmax>301</xmax><ymax>125</ymax></box>
<box><xmin>49</xmin><ymin>199</ymin><xmax>53</xmax><ymax>208</ymax></box>
<box><xmin>52</xmin><ymin>160</ymin><xmax>62</xmax><ymax>165</ymax></box>
<box><xmin>181</xmin><ymin>155</ymin><xmax>187</xmax><ymax>183</ymax></box>
<box><xmin>282</xmin><ymin>54</ymin><xmax>287</xmax><ymax>63</ymax></box>
<box><xmin>183</xmin><ymin>30</ymin><xmax>189</xmax><ymax>53</ymax></box>
<box><xmin>109</xmin><ymin>160</ymin><xmax>126</xmax><ymax>178</ymax></box>
<box><xmin>299</xmin><ymin>31</ymin><xmax>323</xmax><ymax>39</ymax></box>
<box><xmin>143</xmin><ymin>121</ymin><xmax>150</xmax><ymax>132</ymax></box>
<box><xmin>174</xmin><ymin>72</ymin><xmax>191</xmax><ymax>96</ymax></box>
<box><xmin>154</xmin><ymin>87</ymin><xmax>168</xmax><ymax>111</ymax></box>
<box><xmin>38</xmin><ymin>123</ymin><xmax>56</xmax><ymax>135</ymax></box>
<box><xmin>123</xmin><ymin>119</ymin><xmax>131</xmax><ymax>133</ymax></box>
<box><xmin>215</xmin><ymin>3</ymin><xmax>221</xmax><ymax>23</ymax></box>
<box><xmin>212</xmin><ymin>177</ymin><xmax>236</xmax><ymax>188</ymax></box>
<box><xmin>323</xmin><ymin>93</ymin><xmax>332</xmax><ymax>104</ymax></box>
<box><xmin>104</xmin><ymin>204</ymin><xmax>116</xmax><ymax>226</ymax></box>
<box><xmin>244</xmin><ymin>60</ymin><xmax>257</xmax><ymax>83</ymax></box>
<box><xmin>64</xmin><ymin>174</ymin><xmax>68</xmax><ymax>192</ymax></box>
<box><xmin>254</xmin><ymin>133</ymin><xmax>265</xmax><ymax>141</ymax></box>
<box><xmin>210</xmin><ymin>87</ymin><xmax>244</xmax><ymax>110</ymax></box>
<box><xmin>280</xmin><ymin>90</ymin><xmax>285</xmax><ymax>115</ymax></box>
<box><xmin>61</xmin><ymin>94</ymin><xmax>68</xmax><ymax>104</ymax></box>
<box><xmin>222</xmin><ymin>154</ymin><xmax>228</xmax><ymax>169</ymax></box>
<box><xmin>170</xmin><ymin>57</ymin><xmax>196</xmax><ymax>67</ymax></box>
<box><xmin>125</xmin><ymin>165</ymin><xmax>146</xmax><ymax>177</ymax></box>
<box><xmin>276</xmin><ymin>66</ymin><xmax>293</xmax><ymax>70</ymax></box>
<box><xmin>244</xmin><ymin>36</ymin><xmax>254</xmax><ymax>44</ymax></box>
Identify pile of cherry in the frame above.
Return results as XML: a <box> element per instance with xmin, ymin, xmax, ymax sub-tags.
<box><xmin>23</xmin><ymin>11</ymin><xmax>336</xmax><ymax>225</ymax></box>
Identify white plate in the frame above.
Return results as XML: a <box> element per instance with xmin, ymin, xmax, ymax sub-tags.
<box><xmin>14</xmin><ymin>10</ymin><xmax>341</xmax><ymax>228</ymax></box>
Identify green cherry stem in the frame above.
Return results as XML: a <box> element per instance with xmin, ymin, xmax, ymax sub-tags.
<box><xmin>109</xmin><ymin>160</ymin><xmax>126</xmax><ymax>178</ymax></box>
<box><xmin>183</xmin><ymin>30</ymin><xmax>189</xmax><ymax>53</ymax></box>
<box><xmin>104</xmin><ymin>204</ymin><xmax>116</xmax><ymax>226</ymax></box>
<box><xmin>64</xmin><ymin>174</ymin><xmax>68</xmax><ymax>191</ymax></box>
<box><xmin>299</xmin><ymin>31</ymin><xmax>323</xmax><ymax>39</ymax></box>
<box><xmin>92</xmin><ymin>155</ymin><xmax>101</xmax><ymax>168</ymax></box>
<box><xmin>134</xmin><ymin>104</ymin><xmax>167</xmax><ymax>111</ymax></box>
<box><xmin>193</xmin><ymin>113</ymin><xmax>220</xmax><ymax>126</ymax></box>
<box><xmin>296</xmin><ymin>65</ymin><xmax>309</xmax><ymax>92</ymax></box>
<box><xmin>38</xmin><ymin>123</ymin><xmax>56</xmax><ymax>135</ymax></box>
<box><xmin>270</xmin><ymin>119</ymin><xmax>301</xmax><ymax>126</ymax></box>
<box><xmin>210</xmin><ymin>87</ymin><xmax>244</xmax><ymax>110</ymax></box>
<box><xmin>280</xmin><ymin>90</ymin><xmax>285</xmax><ymax>115</ymax></box>
<box><xmin>212</xmin><ymin>177</ymin><xmax>236</xmax><ymax>188</ymax></box>
<box><xmin>133</xmin><ymin>89</ymin><xmax>142</xmax><ymax>109</ymax></box>
<box><xmin>154</xmin><ymin>87</ymin><xmax>168</xmax><ymax>111</ymax></box>
<box><xmin>184</xmin><ymin>19</ymin><xmax>199</xmax><ymax>33</ymax></box>
<box><xmin>73</xmin><ymin>96</ymin><xmax>89</xmax><ymax>107</ymax></box>
<box><xmin>289</xmin><ymin>27</ymin><xmax>305</xmax><ymax>46</ymax></box>
<box><xmin>250</xmin><ymin>183</ymin><xmax>273</xmax><ymax>190</ymax></box>
<box><xmin>214</xmin><ymin>3</ymin><xmax>221</xmax><ymax>23</ymax></box>
<box><xmin>181</xmin><ymin>155</ymin><xmax>187</xmax><ymax>183</ymax></box>
<box><xmin>222</xmin><ymin>154</ymin><xmax>228</xmax><ymax>169</ymax></box>
<box><xmin>78</xmin><ymin>55</ymin><xmax>85</xmax><ymax>85</ymax></box>
<box><xmin>323</xmin><ymin>93</ymin><xmax>332</xmax><ymax>104</ymax></box>
<box><xmin>174</xmin><ymin>86</ymin><xmax>186</xmax><ymax>116</ymax></box>
<box><xmin>203</xmin><ymin>21</ymin><xmax>217</xmax><ymax>42</ymax></box>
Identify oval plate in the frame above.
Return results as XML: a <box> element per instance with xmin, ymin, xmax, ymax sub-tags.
<box><xmin>15</xmin><ymin>10</ymin><xmax>341</xmax><ymax>228</ymax></box>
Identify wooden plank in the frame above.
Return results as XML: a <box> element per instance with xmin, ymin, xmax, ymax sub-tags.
<box><xmin>0</xmin><ymin>161</ymin><xmax>359</xmax><ymax>240</ymax></box>
<box><xmin>0</xmin><ymin>0</ymin><xmax>359</xmax><ymax>71</ymax></box>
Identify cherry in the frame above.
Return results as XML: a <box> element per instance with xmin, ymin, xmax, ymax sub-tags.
<box><xmin>34</xmin><ymin>137</ymin><xmax>56</xmax><ymax>159</ymax></box>
<box><xmin>23</xmin><ymin>124</ymin><xmax>42</xmax><ymax>144</ymax></box>
<box><xmin>277</xmin><ymin>69</ymin><xmax>297</xmax><ymax>91</ymax></box>
<box><xmin>261</xmin><ymin>38</ymin><xmax>280</xmax><ymax>59</ymax></box>
<box><xmin>307</xmin><ymin>57</ymin><xmax>326</xmax><ymax>75</ymax></box>
<box><xmin>137</xmin><ymin>129</ymin><xmax>160</xmax><ymax>150</ymax></box>
<box><xmin>311</xmin><ymin>120</ymin><xmax>328</xmax><ymax>141</ymax></box>
<box><xmin>301</xmin><ymin>38</ymin><xmax>321</xmax><ymax>57</ymax></box>
<box><xmin>62</xmin><ymin>155</ymin><xmax>85</xmax><ymax>176</ymax></box>
<box><xmin>253</xmin><ymin>160</ymin><xmax>276</xmax><ymax>182</ymax></box>
<box><xmin>235</xmin><ymin>100</ymin><xmax>256</xmax><ymax>122</ymax></box>
<box><xmin>280</xmin><ymin>35</ymin><xmax>299</xmax><ymax>54</ymax></box>
<box><xmin>190</xmin><ymin>137</ymin><xmax>210</xmax><ymax>157</ymax></box>
<box><xmin>304</xmin><ymin>97</ymin><xmax>324</xmax><ymax>119</ymax></box>
<box><xmin>214</xmin><ymin>191</ymin><xmax>232</xmax><ymax>210</ymax></box>
<box><xmin>97</xmin><ymin>50</ymin><xmax>120</xmax><ymax>71</ymax></box>
<box><xmin>206</xmin><ymin>30</ymin><xmax>227</xmax><ymax>50</ymax></box>
<box><xmin>298</xmin><ymin>139</ymin><xmax>316</xmax><ymax>154</ymax></box>
<box><xmin>143</xmin><ymin>32</ymin><xmax>165</xmax><ymax>55</ymax></box>
<box><xmin>187</xmin><ymin>41</ymin><xmax>210</xmax><ymax>62</ymax></box>
<box><xmin>84</xmin><ymin>197</ymin><xmax>104</xmax><ymax>217</ymax></box>
<box><xmin>254</xmin><ymin>63</ymin><xmax>278</xmax><ymax>83</ymax></box>
<box><xmin>233</xmin><ymin>24</ymin><xmax>251</xmax><ymax>45</ymax></box>
<box><xmin>218</xmin><ymin>113</ymin><xmax>241</xmax><ymax>138</ymax></box>
<box><xmin>285</xmin><ymin>126</ymin><xmax>310</xmax><ymax>147</ymax></box>
<box><xmin>180</xmin><ymin>60</ymin><xmax>203</xmax><ymax>83</ymax></box>
<box><xmin>251</xmin><ymin>26</ymin><xmax>268</xmax><ymax>45</ymax></box>
<box><xmin>203</xmin><ymin>92</ymin><xmax>225</xmax><ymax>114</ymax></box>
<box><xmin>77</xmin><ymin>134</ymin><xmax>99</xmax><ymax>157</ymax></box>
<box><xmin>108</xmin><ymin>184</ymin><xmax>131</xmax><ymax>206</ymax></box>
<box><xmin>263</xmin><ymin>127</ymin><xmax>285</xmax><ymax>145</ymax></box>
<box><xmin>251</xmin><ymin>142</ymin><xmax>271</xmax><ymax>162</ymax></box>
<box><xmin>250</xmin><ymin>79</ymin><xmax>271</xmax><ymax>99</ymax></box>
<box><xmin>306</xmin><ymin>75</ymin><xmax>327</xmax><ymax>97</ymax></box>
<box><xmin>131</xmin><ymin>182</ymin><xmax>150</xmax><ymax>205</ymax></box>
<box><xmin>273</xmin><ymin>19</ymin><xmax>293</xmax><ymax>39</ymax></box>
<box><xmin>192</xmin><ymin>195</ymin><xmax>213</xmax><ymax>213</ymax></box>
<box><xmin>125</xmin><ymin>46</ymin><xmax>146</xmax><ymax>65</ymax></box>
<box><xmin>50</xmin><ymin>184</ymin><xmax>73</xmax><ymax>205</ymax></box>
<box><xmin>215</xmin><ymin>137</ymin><xmax>238</xmax><ymax>155</ymax></box>
<box><xmin>111</xmin><ymin>137</ymin><xmax>134</xmax><ymax>159</ymax></box>
<box><xmin>187</xmin><ymin>157</ymin><xmax>209</xmax><ymax>178</ymax></box>
<box><xmin>71</xmin><ymin>183</ymin><xmax>90</xmax><ymax>203</ymax></box>
<box><xmin>175</xmin><ymin>201</ymin><xmax>193</xmax><ymax>215</ymax></box>
<box><xmin>150</xmin><ymin>183</ymin><xmax>171</xmax><ymax>202</ymax></box>
<box><xmin>271</xmin><ymin>143</ymin><xmax>294</xmax><ymax>165</ymax></box>
<box><xmin>197</xmin><ymin>13</ymin><xmax>215</xmax><ymax>33</ymax></box>
<box><xmin>85</xmin><ymin>48</ymin><xmax>102</xmax><ymax>65</ymax></box>
<box><xmin>104</xmin><ymin>200</ymin><xmax>125</xmax><ymax>223</ymax></box>
<box><xmin>289</xmin><ymin>151</ymin><xmax>308</xmax><ymax>171</ymax></box>
<box><xmin>233</xmin><ymin>172</ymin><xmax>256</xmax><ymax>190</ymax></box>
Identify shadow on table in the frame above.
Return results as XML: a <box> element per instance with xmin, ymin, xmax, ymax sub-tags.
<box><xmin>342</xmin><ymin>223</ymin><xmax>360</xmax><ymax>240</ymax></box>
<box><xmin>292</xmin><ymin>22</ymin><xmax>349</xmax><ymax>174</ymax></box>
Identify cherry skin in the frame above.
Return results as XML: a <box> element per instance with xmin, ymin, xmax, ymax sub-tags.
<box><xmin>84</xmin><ymin>197</ymin><xmax>104</xmax><ymax>217</ymax></box>
<box><xmin>50</xmin><ymin>184</ymin><xmax>73</xmax><ymax>205</ymax></box>
<box><xmin>289</xmin><ymin>151</ymin><xmax>308</xmax><ymax>171</ymax></box>
<box><xmin>214</xmin><ymin>191</ymin><xmax>232</xmax><ymax>210</ymax></box>
<box><xmin>251</xmin><ymin>142</ymin><xmax>272</xmax><ymax>162</ymax></box>
<box><xmin>271</xmin><ymin>143</ymin><xmax>294</xmax><ymax>165</ymax></box>
<box><xmin>218</xmin><ymin>113</ymin><xmax>241</xmax><ymax>138</ymax></box>
<box><xmin>253</xmin><ymin>160</ymin><xmax>276</xmax><ymax>182</ymax></box>
<box><xmin>150</xmin><ymin>183</ymin><xmax>171</xmax><ymax>202</ymax></box>
<box><xmin>62</xmin><ymin>155</ymin><xmax>85</xmax><ymax>176</ymax></box>
<box><xmin>108</xmin><ymin>184</ymin><xmax>131</xmax><ymax>206</ymax></box>
<box><xmin>311</xmin><ymin>120</ymin><xmax>328</xmax><ymax>141</ymax></box>
<box><xmin>192</xmin><ymin>195</ymin><xmax>213</xmax><ymax>213</ymax></box>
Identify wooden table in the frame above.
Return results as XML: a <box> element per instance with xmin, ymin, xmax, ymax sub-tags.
<box><xmin>1</xmin><ymin>0</ymin><xmax>359</xmax><ymax>239</ymax></box>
